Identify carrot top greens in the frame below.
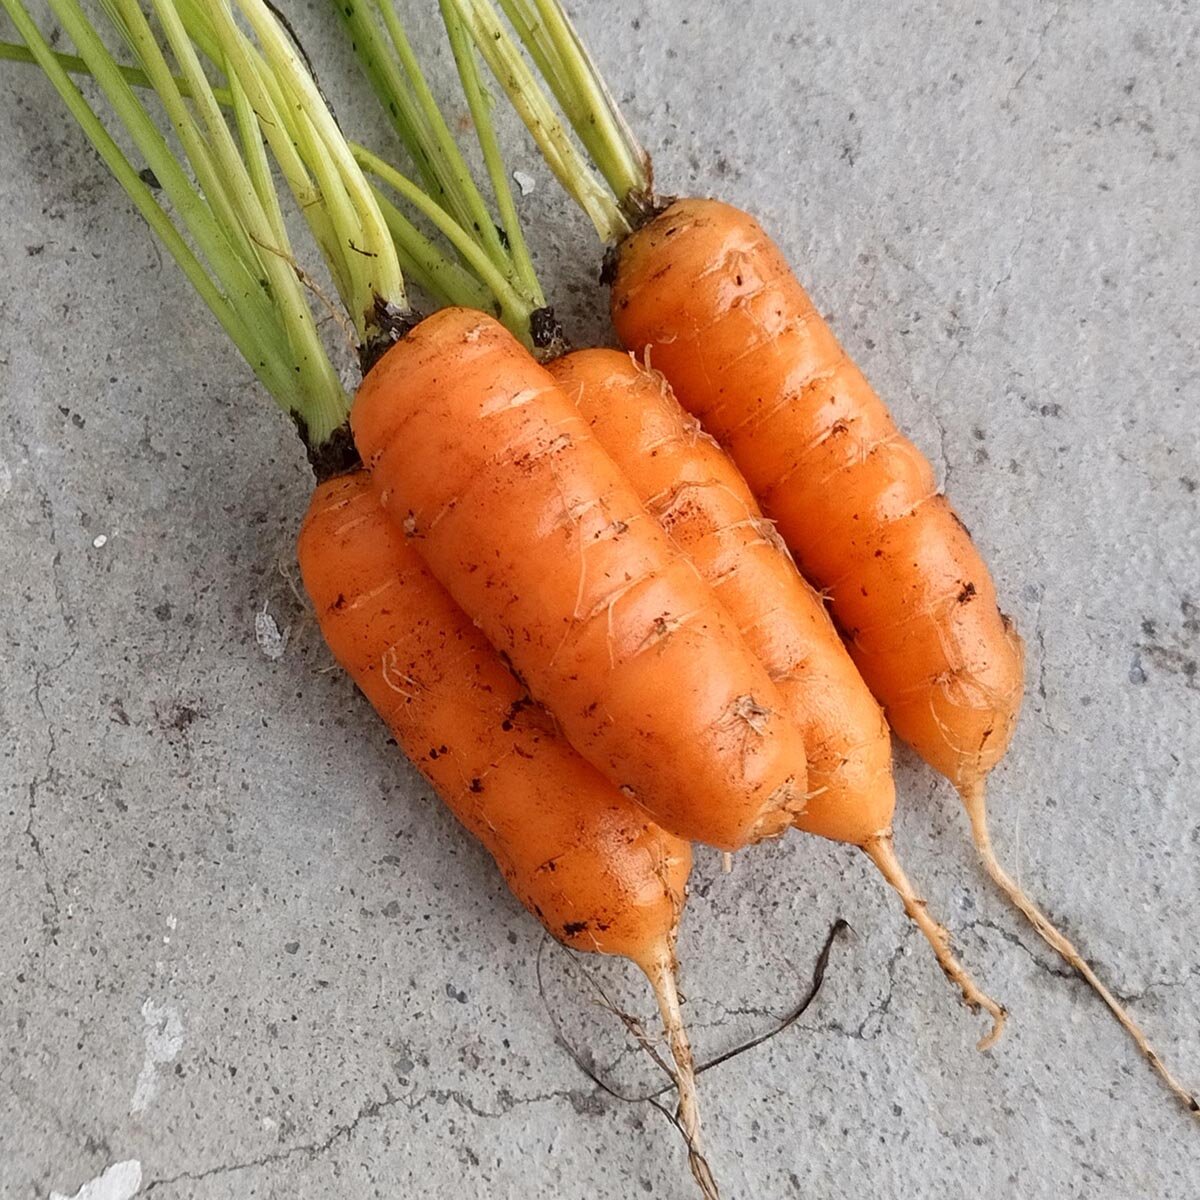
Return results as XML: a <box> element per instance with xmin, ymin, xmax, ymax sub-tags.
<box><xmin>439</xmin><ymin>0</ymin><xmax>655</xmax><ymax>240</ymax></box>
<box><xmin>0</xmin><ymin>0</ymin><xmax>554</xmax><ymax>450</ymax></box>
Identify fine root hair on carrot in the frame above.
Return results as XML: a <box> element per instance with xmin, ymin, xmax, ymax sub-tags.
<box><xmin>862</xmin><ymin>832</ymin><xmax>1007</xmax><ymax>1051</ymax></box>
<box><xmin>958</xmin><ymin>781</ymin><xmax>1200</xmax><ymax>1116</ymax></box>
<box><xmin>539</xmin><ymin>937</ymin><xmax>720</xmax><ymax>1199</ymax></box>
<box><xmin>542</xmin><ymin>919</ymin><xmax>849</xmax><ymax>1100</ymax></box>
<box><xmin>638</xmin><ymin>945</ymin><xmax>719</xmax><ymax>1200</ymax></box>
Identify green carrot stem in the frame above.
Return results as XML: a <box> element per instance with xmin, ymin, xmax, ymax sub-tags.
<box><xmin>233</xmin><ymin>0</ymin><xmax>407</xmax><ymax>324</ymax></box>
<box><xmin>439</xmin><ymin>0</ymin><xmax>543</xmax><ymax>307</ymax></box>
<box><xmin>370</xmin><ymin>186</ymin><xmax>494</xmax><ymax>312</ymax></box>
<box><xmin>2</xmin><ymin>29</ymin><xmax>522</xmax><ymax>320</ymax></box>
<box><xmin>354</xmin><ymin>145</ymin><xmax>536</xmax><ymax>343</ymax></box>
<box><xmin>0</xmin><ymin>0</ymin><xmax>350</xmax><ymax>437</ymax></box>
<box><xmin>444</xmin><ymin>0</ymin><xmax>627</xmax><ymax>243</ymax></box>
<box><xmin>521</xmin><ymin>0</ymin><xmax>649</xmax><ymax>209</ymax></box>
<box><xmin>369</xmin><ymin>0</ymin><xmax>511</xmax><ymax>275</ymax></box>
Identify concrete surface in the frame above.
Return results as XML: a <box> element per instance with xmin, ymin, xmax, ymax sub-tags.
<box><xmin>2</xmin><ymin>0</ymin><xmax>1197</xmax><ymax>1196</ymax></box>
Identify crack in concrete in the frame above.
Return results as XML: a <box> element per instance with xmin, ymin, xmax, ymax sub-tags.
<box><xmin>26</xmin><ymin>655</ymin><xmax>66</xmax><ymax>933</ymax></box>
<box><xmin>142</xmin><ymin>1083</ymin><xmax>588</xmax><ymax>1192</ymax></box>
<box><xmin>1003</xmin><ymin>4</ymin><xmax>1065</xmax><ymax>109</ymax></box>
<box><xmin>812</xmin><ymin>932</ymin><xmax>911</xmax><ymax>1044</ymax></box>
<box><xmin>856</xmin><ymin>933</ymin><xmax>910</xmax><ymax>1040</ymax></box>
<box><xmin>967</xmin><ymin>916</ymin><xmax>1199</xmax><ymax>1005</ymax></box>
<box><xmin>11</xmin><ymin>414</ymin><xmax>81</xmax><ymax>939</ymax></box>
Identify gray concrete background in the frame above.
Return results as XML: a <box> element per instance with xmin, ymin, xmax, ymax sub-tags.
<box><xmin>2</xmin><ymin>0</ymin><xmax>1197</xmax><ymax>1196</ymax></box>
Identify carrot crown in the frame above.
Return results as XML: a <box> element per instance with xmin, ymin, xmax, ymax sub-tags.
<box><xmin>0</xmin><ymin>0</ymin><xmax>555</xmax><ymax>452</ymax></box>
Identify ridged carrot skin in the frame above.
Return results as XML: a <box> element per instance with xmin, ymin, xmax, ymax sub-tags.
<box><xmin>610</xmin><ymin>199</ymin><xmax>1025</xmax><ymax>795</ymax></box>
<box><xmin>548</xmin><ymin>349</ymin><xmax>1007</xmax><ymax>1043</ymax></box>
<box><xmin>297</xmin><ymin>471</ymin><xmax>692</xmax><ymax>965</ymax></box>
<box><xmin>549</xmin><ymin>348</ymin><xmax>894</xmax><ymax>846</ymax></box>
<box><xmin>350</xmin><ymin>306</ymin><xmax>809</xmax><ymax>851</ymax></box>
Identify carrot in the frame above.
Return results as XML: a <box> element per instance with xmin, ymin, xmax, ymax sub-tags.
<box><xmin>608</xmin><ymin>198</ymin><xmax>1026</xmax><ymax>793</ymax></box>
<box><xmin>610</xmin><ymin>199</ymin><xmax>1199</xmax><ymax>1102</ymax></box>
<box><xmin>448</xmin><ymin>0</ymin><xmax>1199</xmax><ymax>1114</ymax></box>
<box><xmin>299</xmin><ymin>468</ymin><xmax>715</xmax><ymax>1191</ymax></box>
<box><xmin>350</xmin><ymin>306</ymin><xmax>810</xmax><ymax>852</ymax></box>
<box><xmin>6</xmin><ymin>4</ymin><xmax>737</xmax><ymax>1192</ymax></box>
<box><xmin>550</xmin><ymin>348</ymin><xmax>1005</xmax><ymax>1046</ymax></box>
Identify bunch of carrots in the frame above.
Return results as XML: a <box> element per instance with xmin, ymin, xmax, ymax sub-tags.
<box><xmin>3</xmin><ymin>0</ymin><xmax>1195</xmax><ymax>1194</ymax></box>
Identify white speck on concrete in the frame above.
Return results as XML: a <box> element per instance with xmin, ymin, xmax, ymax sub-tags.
<box><xmin>512</xmin><ymin>169</ymin><xmax>536</xmax><ymax>196</ymax></box>
<box><xmin>92</xmin><ymin>534</ymin><xmax>108</xmax><ymax>549</ymax></box>
<box><xmin>0</xmin><ymin>458</ymin><xmax>11</xmax><ymax>498</ymax></box>
<box><xmin>49</xmin><ymin>1160</ymin><xmax>142</xmax><ymax>1200</ymax></box>
<box><xmin>130</xmin><ymin>999</ymin><xmax>183</xmax><ymax>1115</ymax></box>
<box><xmin>255</xmin><ymin>600</ymin><xmax>288</xmax><ymax>661</ymax></box>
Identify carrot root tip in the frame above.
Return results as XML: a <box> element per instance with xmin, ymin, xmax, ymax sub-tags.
<box><xmin>640</xmin><ymin>946</ymin><xmax>721</xmax><ymax>1198</ymax></box>
<box><xmin>862</xmin><ymin>832</ymin><xmax>1007</xmax><ymax>1051</ymax></box>
<box><xmin>957</xmin><ymin>780</ymin><xmax>1200</xmax><ymax>1117</ymax></box>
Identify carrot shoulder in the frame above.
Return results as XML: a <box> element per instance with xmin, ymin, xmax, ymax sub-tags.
<box><xmin>610</xmin><ymin>199</ymin><xmax>1024</xmax><ymax>796</ymax></box>
<box><xmin>350</xmin><ymin>306</ymin><xmax>808</xmax><ymax>851</ymax></box>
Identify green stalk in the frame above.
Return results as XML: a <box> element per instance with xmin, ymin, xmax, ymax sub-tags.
<box><xmin>100</xmin><ymin>0</ymin><xmax>253</xmax><ymax>273</ymax></box>
<box><xmin>524</xmin><ymin>0</ymin><xmax>649</xmax><ymax>208</ymax></box>
<box><xmin>497</xmin><ymin>1</ymin><xmax>587</xmax><ymax>157</ymax></box>
<box><xmin>0</xmin><ymin>0</ymin><xmax>354</xmax><ymax>439</ymax></box>
<box><xmin>333</xmin><ymin>0</ymin><xmax>464</xmax><ymax>226</ymax></box>
<box><xmin>445</xmin><ymin>0</ymin><xmax>627</xmax><ymax>242</ymax></box>
<box><xmin>0</xmin><ymin>38</ymin><xmax>219</xmax><ymax>95</ymax></box>
<box><xmin>6</xmin><ymin>0</ymin><xmax>554</xmax><ymax>412</ymax></box>
<box><xmin>370</xmin><ymin>186</ymin><xmax>494</xmax><ymax>312</ymax></box>
<box><xmin>439</xmin><ymin>0</ymin><xmax>543</xmax><ymax>307</ymax></box>
<box><xmin>191</xmin><ymin>1</ymin><xmax>354</xmax><ymax>313</ymax></box>
<box><xmin>134</xmin><ymin>0</ymin><xmax>347</xmax><ymax>439</ymax></box>
<box><xmin>1</xmin><ymin>31</ymin><xmax>512</xmax><ymax>318</ymax></box>
<box><xmin>354</xmin><ymin>146</ymin><xmax>535</xmax><ymax>342</ymax></box>
<box><xmin>38</xmin><ymin>0</ymin><xmax>291</xmax><ymax>382</ymax></box>
<box><xmin>232</xmin><ymin>0</ymin><xmax>406</xmax><ymax>324</ymax></box>
<box><xmin>370</xmin><ymin>0</ymin><xmax>510</xmax><ymax>275</ymax></box>
<box><xmin>0</xmin><ymin>0</ymin><xmax>289</xmax><ymax>401</ymax></box>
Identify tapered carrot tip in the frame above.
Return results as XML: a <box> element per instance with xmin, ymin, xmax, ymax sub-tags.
<box><xmin>958</xmin><ymin>779</ymin><xmax>1200</xmax><ymax>1118</ymax></box>
<box><xmin>639</xmin><ymin>946</ymin><xmax>721</xmax><ymax>1199</ymax></box>
<box><xmin>862</xmin><ymin>832</ymin><xmax>1007</xmax><ymax>1052</ymax></box>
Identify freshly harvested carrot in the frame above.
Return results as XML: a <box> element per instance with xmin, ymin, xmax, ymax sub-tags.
<box><xmin>609</xmin><ymin>198</ymin><xmax>1026</xmax><ymax>793</ymax></box>
<box><xmin>299</xmin><ymin>470</ymin><xmax>717</xmax><ymax>1192</ymax></box>
<box><xmin>449</xmin><ymin>0</ymin><xmax>1199</xmax><ymax>1112</ymax></box>
<box><xmin>551</xmin><ymin>348</ymin><xmax>1004</xmax><ymax>1047</ymax></box>
<box><xmin>613</xmin><ymin>203</ymin><xmax>1199</xmax><ymax>1107</ymax></box>
<box><xmin>351</xmin><ymin>306</ymin><xmax>810</xmax><ymax>852</ymax></box>
<box><xmin>611</xmin><ymin>202</ymin><xmax>1200</xmax><ymax>1110</ymax></box>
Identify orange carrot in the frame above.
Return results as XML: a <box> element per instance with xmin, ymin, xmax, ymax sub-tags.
<box><xmin>610</xmin><ymin>198</ymin><xmax>1024</xmax><ymax>794</ymax></box>
<box><xmin>350</xmin><ymin>305</ymin><xmax>809</xmax><ymax>852</ymax></box>
<box><xmin>298</xmin><ymin>470</ymin><xmax>719</xmax><ymax>1189</ymax></box>
<box><xmin>610</xmin><ymin>198</ymin><xmax>1196</xmax><ymax>1111</ymax></box>
<box><xmin>550</xmin><ymin>348</ymin><xmax>1004</xmax><ymax>1046</ymax></box>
